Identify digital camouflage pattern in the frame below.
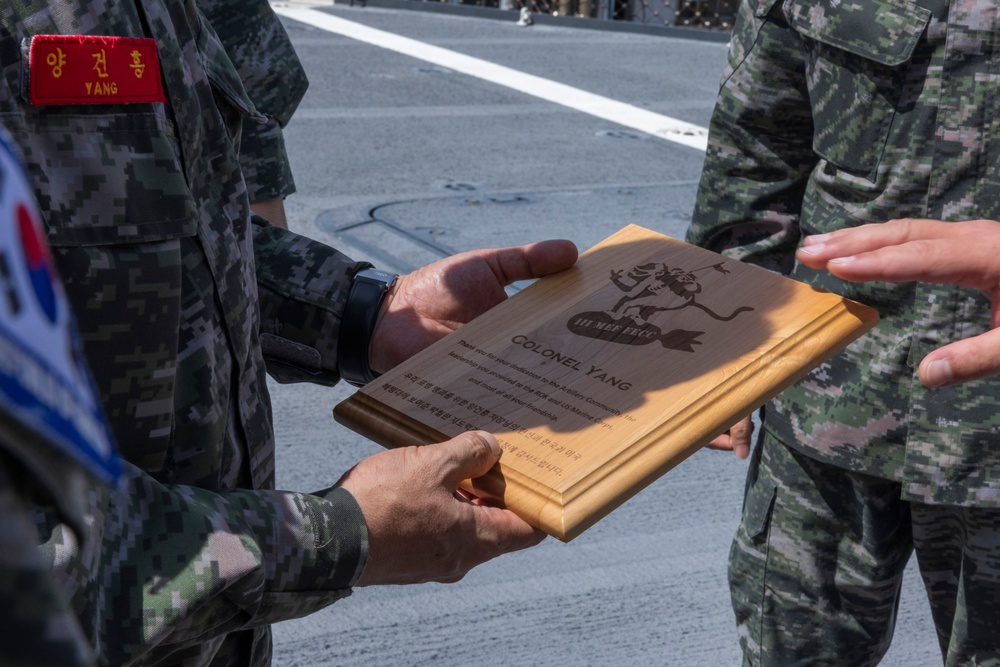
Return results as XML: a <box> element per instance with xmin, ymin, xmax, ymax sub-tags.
<box><xmin>0</xmin><ymin>124</ymin><xmax>104</xmax><ymax>666</ymax></box>
<box><xmin>0</xmin><ymin>267</ymin><xmax>99</xmax><ymax>667</ymax></box>
<box><xmin>238</xmin><ymin>116</ymin><xmax>298</xmax><ymax>203</ymax></box>
<box><xmin>0</xmin><ymin>459</ymin><xmax>93</xmax><ymax>667</ymax></box>
<box><xmin>1</xmin><ymin>1</ymin><xmax>370</xmax><ymax>665</ymax></box>
<box><xmin>732</xmin><ymin>431</ymin><xmax>1000</xmax><ymax>666</ymax></box>
<box><xmin>0</xmin><ymin>122</ymin><xmax>109</xmax><ymax>667</ymax></box>
<box><xmin>199</xmin><ymin>0</ymin><xmax>309</xmax><ymax>203</ymax></box>
<box><xmin>0</xmin><ymin>406</ymin><xmax>104</xmax><ymax>666</ymax></box>
<box><xmin>689</xmin><ymin>0</ymin><xmax>1000</xmax><ymax>662</ymax></box>
<box><xmin>729</xmin><ymin>432</ymin><xmax>909</xmax><ymax>666</ymax></box>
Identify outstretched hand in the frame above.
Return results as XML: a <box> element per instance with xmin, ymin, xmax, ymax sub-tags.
<box><xmin>370</xmin><ymin>240</ymin><xmax>578</xmax><ymax>373</ymax></box>
<box><xmin>336</xmin><ymin>431</ymin><xmax>546</xmax><ymax>585</ymax></box>
<box><xmin>796</xmin><ymin>218</ymin><xmax>1000</xmax><ymax>387</ymax></box>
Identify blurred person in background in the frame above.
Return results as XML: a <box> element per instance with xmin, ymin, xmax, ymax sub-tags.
<box><xmin>200</xmin><ymin>0</ymin><xmax>307</xmax><ymax>229</ymax></box>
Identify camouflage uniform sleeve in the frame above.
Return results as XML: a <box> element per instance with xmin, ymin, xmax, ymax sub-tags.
<box><xmin>252</xmin><ymin>218</ymin><xmax>369</xmax><ymax>385</ymax></box>
<box><xmin>685</xmin><ymin>0</ymin><xmax>817</xmax><ymax>274</ymax></box>
<box><xmin>0</xmin><ymin>451</ymin><xmax>95</xmax><ymax>667</ymax></box>
<box><xmin>40</xmin><ymin>462</ymin><xmax>368</xmax><ymax>664</ymax></box>
<box><xmin>239</xmin><ymin>117</ymin><xmax>296</xmax><ymax>203</ymax></box>
<box><xmin>198</xmin><ymin>0</ymin><xmax>309</xmax><ymax>203</ymax></box>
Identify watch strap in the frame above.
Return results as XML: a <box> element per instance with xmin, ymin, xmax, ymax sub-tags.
<box><xmin>338</xmin><ymin>267</ymin><xmax>398</xmax><ymax>387</ymax></box>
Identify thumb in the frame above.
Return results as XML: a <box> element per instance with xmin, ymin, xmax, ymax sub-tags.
<box><xmin>435</xmin><ymin>431</ymin><xmax>502</xmax><ymax>488</ymax></box>
<box><xmin>919</xmin><ymin>328</ymin><xmax>1000</xmax><ymax>387</ymax></box>
<box><xmin>730</xmin><ymin>416</ymin><xmax>754</xmax><ymax>460</ymax></box>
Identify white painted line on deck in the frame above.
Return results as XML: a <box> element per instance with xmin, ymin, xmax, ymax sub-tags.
<box><xmin>272</xmin><ymin>5</ymin><xmax>709</xmax><ymax>151</ymax></box>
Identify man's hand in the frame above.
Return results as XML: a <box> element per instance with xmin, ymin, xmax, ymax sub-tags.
<box><xmin>704</xmin><ymin>416</ymin><xmax>754</xmax><ymax>459</ymax></box>
<box><xmin>336</xmin><ymin>432</ymin><xmax>546</xmax><ymax>585</ymax></box>
<box><xmin>796</xmin><ymin>218</ymin><xmax>1000</xmax><ymax>387</ymax></box>
<box><xmin>370</xmin><ymin>240</ymin><xmax>578</xmax><ymax>373</ymax></box>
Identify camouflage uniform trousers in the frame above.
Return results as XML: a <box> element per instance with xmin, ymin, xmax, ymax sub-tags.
<box><xmin>732</xmin><ymin>430</ymin><xmax>1000</xmax><ymax>667</ymax></box>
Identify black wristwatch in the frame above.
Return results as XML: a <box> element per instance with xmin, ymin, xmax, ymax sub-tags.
<box><xmin>337</xmin><ymin>267</ymin><xmax>398</xmax><ymax>387</ymax></box>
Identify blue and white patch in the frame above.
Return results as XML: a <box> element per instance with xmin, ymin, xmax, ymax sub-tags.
<box><xmin>0</xmin><ymin>131</ymin><xmax>120</xmax><ymax>485</ymax></box>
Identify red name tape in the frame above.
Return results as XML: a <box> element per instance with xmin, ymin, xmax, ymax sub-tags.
<box><xmin>29</xmin><ymin>34</ymin><xmax>166</xmax><ymax>106</ymax></box>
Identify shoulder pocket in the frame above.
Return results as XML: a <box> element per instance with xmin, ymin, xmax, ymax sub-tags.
<box><xmin>788</xmin><ymin>0</ymin><xmax>931</xmax><ymax>180</ymax></box>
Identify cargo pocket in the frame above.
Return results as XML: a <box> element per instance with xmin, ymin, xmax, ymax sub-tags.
<box><xmin>17</xmin><ymin>108</ymin><xmax>199</xmax><ymax>474</ymax></box>
<box><xmin>741</xmin><ymin>439</ymin><xmax>777</xmax><ymax>540</ymax></box>
<box><xmin>729</xmin><ymin>435</ymin><xmax>778</xmax><ymax>660</ymax></box>
<box><xmin>729</xmin><ymin>437</ymin><xmax>777</xmax><ymax>589</ymax></box>
<box><xmin>787</xmin><ymin>0</ymin><xmax>930</xmax><ymax>181</ymax></box>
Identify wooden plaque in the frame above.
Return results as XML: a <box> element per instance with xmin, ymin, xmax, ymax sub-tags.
<box><xmin>333</xmin><ymin>225</ymin><xmax>879</xmax><ymax>541</ymax></box>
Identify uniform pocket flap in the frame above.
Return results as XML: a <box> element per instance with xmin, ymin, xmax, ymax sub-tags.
<box><xmin>744</xmin><ymin>475</ymin><xmax>777</xmax><ymax>539</ymax></box>
<box><xmin>194</xmin><ymin>11</ymin><xmax>263</xmax><ymax>122</ymax></box>
<box><xmin>18</xmin><ymin>111</ymin><xmax>200</xmax><ymax>247</ymax></box>
<box><xmin>787</xmin><ymin>0</ymin><xmax>931</xmax><ymax>66</ymax></box>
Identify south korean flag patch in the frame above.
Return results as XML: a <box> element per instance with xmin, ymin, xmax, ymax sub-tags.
<box><xmin>0</xmin><ymin>129</ymin><xmax>120</xmax><ymax>485</ymax></box>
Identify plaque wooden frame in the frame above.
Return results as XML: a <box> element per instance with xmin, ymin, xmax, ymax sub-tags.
<box><xmin>333</xmin><ymin>225</ymin><xmax>879</xmax><ymax>541</ymax></box>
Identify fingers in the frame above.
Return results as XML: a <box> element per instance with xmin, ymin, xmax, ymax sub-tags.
<box><xmin>490</xmin><ymin>239</ymin><xmax>578</xmax><ymax>286</ymax></box>
<box><xmin>797</xmin><ymin>218</ymin><xmax>955</xmax><ymax>265</ymax></box>
<box><xmin>822</xmin><ymin>239</ymin><xmax>975</xmax><ymax>285</ymax></box>
<box><xmin>341</xmin><ymin>432</ymin><xmax>544</xmax><ymax>586</ymax></box>
<box><xmin>728</xmin><ymin>417</ymin><xmax>754</xmax><ymax>460</ymax></box>
<box><xmin>435</xmin><ymin>431</ymin><xmax>501</xmax><ymax>488</ymax></box>
<box><xmin>371</xmin><ymin>240</ymin><xmax>578</xmax><ymax>372</ymax></box>
<box><xmin>704</xmin><ymin>416</ymin><xmax>754</xmax><ymax>459</ymax></box>
<box><xmin>919</xmin><ymin>329</ymin><xmax>1000</xmax><ymax>387</ymax></box>
<box><xmin>432</xmin><ymin>432</ymin><xmax>544</xmax><ymax>551</ymax></box>
<box><xmin>796</xmin><ymin>218</ymin><xmax>1000</xmax><ymax>387</ymax></box>
<box><xmin>796</xmin><ymin>219</ymin><xmax>1000</xmax><ymax>291</ymax></box>
<box><xmin>470</xmin><ymin>504</ymin><xmax>548</xmax><ymax>554</ymax></box>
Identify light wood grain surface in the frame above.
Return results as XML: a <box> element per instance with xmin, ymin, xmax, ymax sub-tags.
<box><xmin>336</xmin><ymin>225</ymin><xmax>879</xmax><ymax>540</ymax></box>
